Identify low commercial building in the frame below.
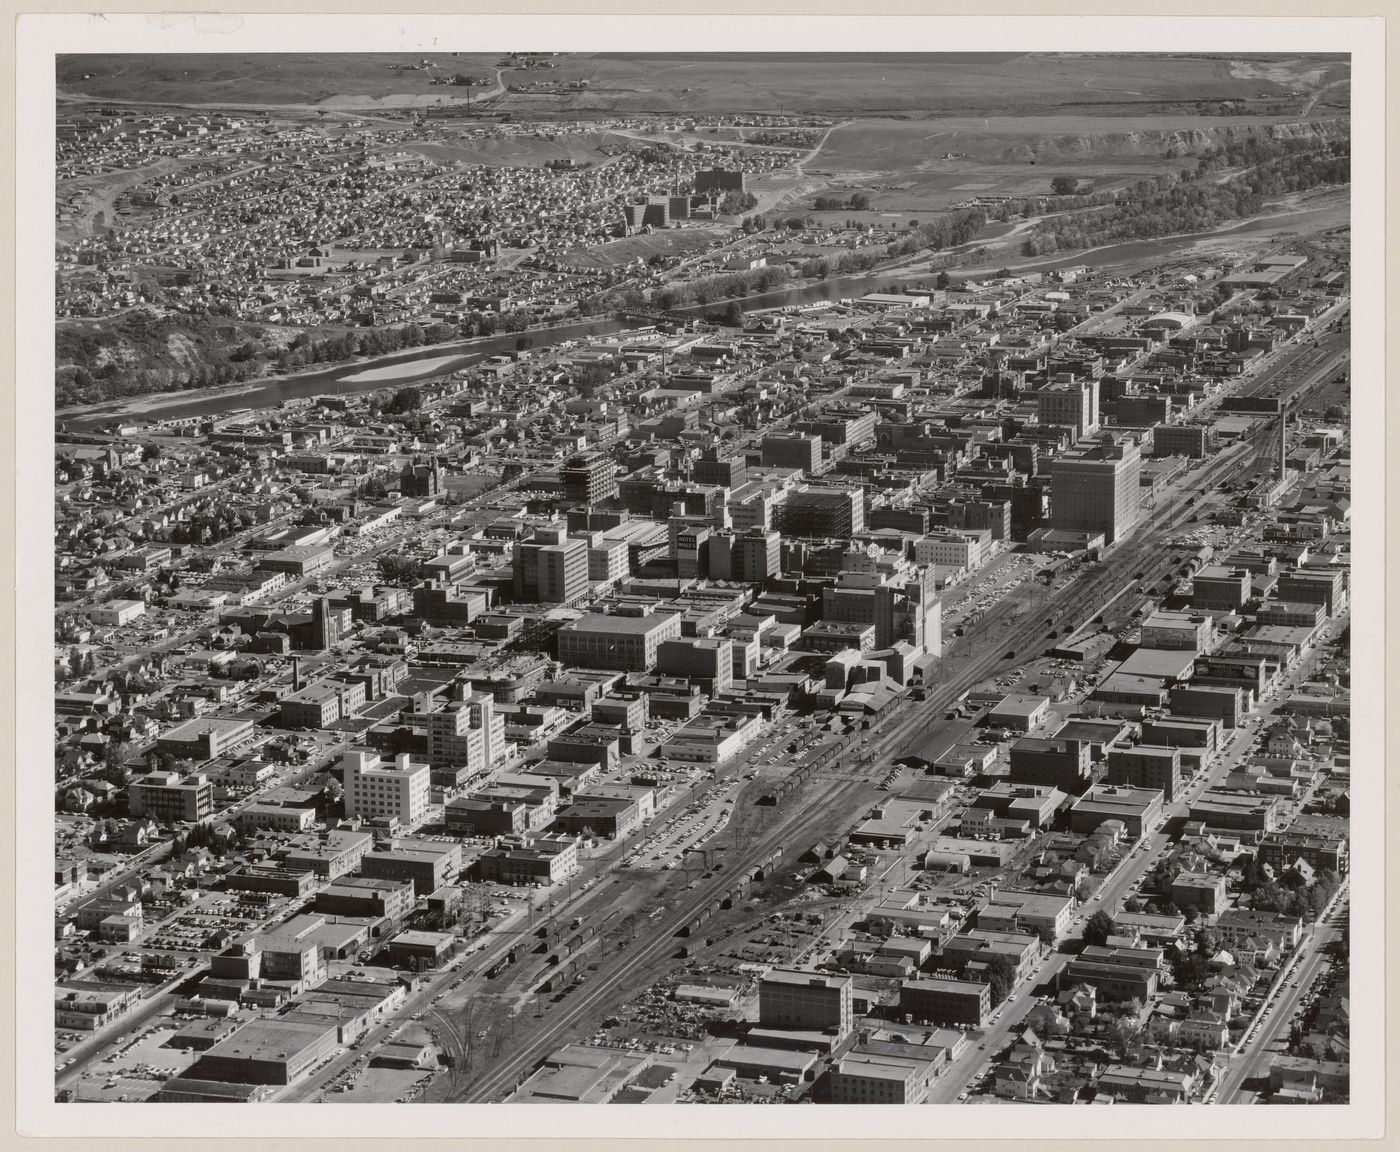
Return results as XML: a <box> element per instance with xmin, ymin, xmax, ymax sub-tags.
<box><xmin>899</xmin><ymin>977</ymin><xmax>990</xmax><ymax>1027</ymax></box>
<box><xmin>385</xmin><ymin>930</ymin><xmax>457</xmax><ymax>970</ymax></box>
<box><xmin>826</xmin><ymin>1052</ymin><xmax>933</xmax><ymax>1104</ymax></box>
<box><xmin>360</xmin><ymin>842</ymin><xmax>461</xmax><ymax>895</ymax></box>
<box><xmin>190</xmin><ymin>1018</ymin><xmax>339</xmax><ymax>1085</ymax></box>
<box><xmin>1061</xmin><ymin>947</ymin><xmax>1163</xmax><ymax>1002</ymax></box>
<box><xmin>1069</xmin><ymin>785</ymin><xmax>1164</xmax><ymax>840</ymax></box>
<box><xmin>988</xmin><ymin>694</ymin><xmax>1051</xmax><ymax>732</ymax></box>
<box><xmin>1169</xmin><ymin>684</ymin><xmax>1247</xmax><ymax>729</ymax></box>
<box><xmin>279</xmin><ymin>828</ymin><xmax>373</xmax><ymax>881</ymax></box>
<box><xmin>235</xmin><ymin>803</ymin><xmax>317</xmax><ymax>835</ymax></box>
<box><xmin>127</xmin><ymin>771</ymin><xmax>215</xmax><ymax>823</ymax></box>
<box><xmin>258</xmin><ymin>544</ymin><xmax>335</xmax><ymax>577</ymax></box>
<box><xmin>476</xmin><ymin>833</ymin><xmax>579</xmax><ymax>886</ymax></box>
<box><xmin>90</xmin><ymin>599</ymin><xmax>146</xmax><ymax>627</ymax></box>
<box><xmin>157</xmin><ymin>716</ymin><xmax>256</xmax><ymax>761</ymax></box>
<box><xmin>658</xmin><ymin>711</ymin><xmax>762</xmax><ymax>764</ymax></box>
<box><xmin>54</xmin><ymin>984</ymin><xmax>142</xmax><ymax>1031</ymax></box>
<box><xmin>556</xmin><ymin>608</ymin><xmax>683</xmax><ymax>672</ymax></box>
<box><xmin>1096</xmin><ymin>1064</ymin><xmax>1194</xmax><ymax>1104</ymax></box>
<box><xmin>1189</xmin><ymin>790</ymin><xmax>1281</xmax><ymax>833</ymax></box>
<box><xmin>979</xmin><ymin>889</ymin><xmax>1074</xmax><ymax>942</ymax></box>
<box><xmin>1141</xmin><ymin>611</ymin><xmax>1213</xmax><ymax>653</ymax></box>
<box><xmin>314</xmin><ymin>877</ymin><xmax>414</xmax><ymax>922</ymax></box>
<box><xmin>938</xmin><ymin>929</ymin><xmax>1041</xmax><ymax>985</ymax></box>
<box><xmin>552</xmin><ymin>790</ymin><xmax>648</xmax><ymax>840</ymax></box>
<box><xmin>1169</xmin><ymin>871</ymin><xmax>1228</xmax><ymax>915</ymax></box>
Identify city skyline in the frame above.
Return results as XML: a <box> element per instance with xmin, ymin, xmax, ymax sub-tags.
<box><xmin>13</xmin><ymin>15</ymin><xmax>1384</xmax><ymax>1144</ymax></box>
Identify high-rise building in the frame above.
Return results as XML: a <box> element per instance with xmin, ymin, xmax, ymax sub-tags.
<box><xmin>761</xmin><ymin>433</ymin><xmax>824</xmax><ymax>473</ymax></box>
<box><xmin>342</xmin><ymin>750</ymin><xmax>430</xmax><ymax>826</ymax></box>
<box><xmin>417</xmin><ymin>682</ymin><xmax>506</xmax><ymax>774</ymax></box>
<box><xmin>559</xmin><ymin>452</ymin><xmax>618</xmax><ymax>506</ymax></box>
<box><xmin>779</xmin><ymin>487</ymin><xmax>865</xmax><ymax>538</ymax></box>
<box><xmin>512</xmin><ymin>527</ymin><xmax>590</xmax><ymax>605</ymax></box>
<box><xmin>1037</xmin><ymin>379</ymin><xmax>1101</xmax><ymax>439</ymax></box>
<box><xmin>1049</xmin><ymin>437</ymin><xmax>1142</xmax><ymax>544</ymax></box>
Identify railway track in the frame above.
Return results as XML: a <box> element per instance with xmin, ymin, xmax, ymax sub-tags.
<box><xmin>455</xmin><ymin>772</ymin><xmax>877</xmax><ymax>1102</ymax></box>
<box><xmin>429</xmin><ymin>315</ymin><xmax>1352</xmax><ymax>1103</ymax></box>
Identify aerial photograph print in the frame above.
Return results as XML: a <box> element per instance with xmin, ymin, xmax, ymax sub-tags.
<box><xmin>36</xmin><ymin>27</ymin><xmax>1370</xmax><ymax>1129</ymax></box>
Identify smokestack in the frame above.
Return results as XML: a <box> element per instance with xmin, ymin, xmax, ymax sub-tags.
<box><xmin>1277</xmin><ymin>414</ymin><xmax>1288</xmax><ymax>483</ymax></box>
<box><xmin>291</xmin><ymin>656</ymin><xmax>302</xmax><ymax>693</ymax></box>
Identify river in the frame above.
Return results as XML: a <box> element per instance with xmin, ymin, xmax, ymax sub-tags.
<box><xmin>59</xmin><ymin>315</ymin><xmax>633</xmax><ymax>433</ymax></box>
<box><xmin>60</xmin><ymin>204</ymin><xmax>1342</xmax><ymax>433</ymax></box>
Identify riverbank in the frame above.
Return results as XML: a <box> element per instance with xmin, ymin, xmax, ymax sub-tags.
<box><xmin>59</xmin><ymin>193</ymin><xmax>1346</xmax><ymax>433</ymax></box>
<box><xmin>57</xmin><ymin>315</ymin><xmax>631</xmax><ymax>431</ymax></box>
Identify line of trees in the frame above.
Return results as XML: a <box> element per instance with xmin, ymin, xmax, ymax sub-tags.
<box><xmin>1020</xmin><ymin>139</ymin><xmax>1349</xmax><ymax>257</ymax></box>
<box><xmin>650</xmin><ymin>262</ymin><xmax>794</xmax><ymax>311</ymax></box>
<box><xmin>814</xmin><ymin>192</ymin><xmax>871</xmax><ymax>211</ymax></box>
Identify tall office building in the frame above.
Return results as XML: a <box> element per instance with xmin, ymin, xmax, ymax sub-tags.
<box><xmin>512</xmin><ymin>527</ymin><xmax>590</xmax><ymax>605</ymax></box>
<box><xmin>779</xmin><ymin>487</ymin><xmax>865</xmax><ymax>538</ymax></box>
<box><xmin>342</xmin><ymin>750</ymin><xmax>430</xmax><ymax>826</ymax></box>
<box><xmin>419</xmin><ymin>681</ymin><xmax>506</xmax><ymax>773</ymax></box>
<box><xmin>706</xmin><ymin>526</ymin><xmax>781</xmax><ymax>584</ymax></box>
<box><xmin>1036</xmin><ymin>379</ymin><xmax>1101</xmax><ymax>439</ymax></box>
<box><xmin>761</xmin><ymin>433</ymin><xmax>824</xmax><ymax>473</ymax></box>
<box><xmin>559</xmin><ymin>452</ymin><xmax>618</xmax><ymax>506</ymax></box>
<box><xmin>1049</xmin><ymin>436</ymin><xmax>1142</xmax><ymax>544</ymax></box>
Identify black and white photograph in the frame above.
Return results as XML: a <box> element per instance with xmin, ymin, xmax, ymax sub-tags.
<box><xmin>14</xmin><ymin>12</ymin><xmax>1385</xmax><ymax>1143</ymax></box>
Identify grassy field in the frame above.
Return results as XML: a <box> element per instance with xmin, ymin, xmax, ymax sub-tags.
<box><xmin>58</xmin><ymin>53</ymin><xmax>502</xmax><ymax>107</ymax></box>
<box><xmin>811</xmin><ymin>113</ymin><xmax>1346</xmax><ymax>170</ymax></box>
<box><xmin>58</xmin><ymin>52</ymin><xmax>1344</xmax><ymax>116</ymax></box>
<box><xmin>556</xmin><ymin>225</ymin><xmax>727</xmax><ymax>270</ymax></box>
<box><xmin>793</xmin><ymin>111</ymin><xmax>1348</xmax><ymax>213</ymax></box>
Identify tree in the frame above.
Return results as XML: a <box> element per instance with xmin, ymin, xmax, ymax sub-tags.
<box><xmin>986</xmin><ymin>953</ymin><xmax>1018</xmax><ymax>1007</ymax></box>
<box><xmin>935</xmin><ymin>270</ymin><xmax>951</xmax><ymax>290</ymax></box>
<box><xmin>377</xmin><ymin>554</ymin><xmax>422</xmax><ymax>585</ymax></box>
<box><xmin>1083</xmin><ymin>910</ymin><xmax>1115</xmax><ymax>948</ymax></box>
<box><xmin>1173</xmin><ymin>952</ymin><xmax>1212</xmax><ymax>991</ymax></box>
<box><xmin>381</xmin><ymin>386</ymin><xmax>424</xmax><ymax>416</ymax></box>
<box><xmin>1050</xmin><ymin>175</ymin><xmax>1079</xmax><ymax>197</ymax></box>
